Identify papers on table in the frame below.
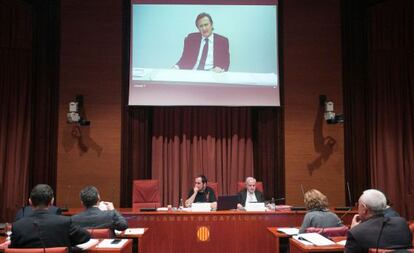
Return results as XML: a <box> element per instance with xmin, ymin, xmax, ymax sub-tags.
<box><xmin>124</xmin><ymin>228</ymin><xmax>145</xmax><ymax>235</ymax></box>
<box><xmin>336</xmin><ymin>240</ymin><xmax>347</xmax><ymax>246</ymax></box>
<box><xmin>191</xmin><ymin>203</ymin><xmax>211</xmax><ymax>212</ymax></box>
<box><xmin>293</xmin><ymin>233</ymin><xmax>335</xmax><ymax>246</ymax></box>
<box><xmin>277</xmin><ymin>227</ymin><xmax>299</xmax><ymax>235</ymax></box>
<box><xmin>156</xmin><ymin>207</ymin><xmax>169</xmax><ymax>211</ymax></box>
<box><xmin>76</xmin><ymin>239</ymin><xmax>99</xmax><ymax>250</ymax></box>
<box><xmin>96</xmin><ymin>239</ymin><xmax>128</xmax><ymax>248</ymax></box>
<box><xmin>245</xmin><ymin>202</ymin><xmax>266</xmax><ymax>211</ymax></box>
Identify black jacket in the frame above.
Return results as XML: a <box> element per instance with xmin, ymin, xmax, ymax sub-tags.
<box><xmin>10</xmin><ymin>209</ymin><xmax>90</xmax><ymax>250</ymax></box>
<box><xmin>345</xmin><ymin>215</ymin><xmax>412</xmax><ymax>253</ymax></box>
<box><xmin>237</xmin><ymin>189</ymin><xmax>265</xmax><ymax>207</ymax></box>
<box><xmin>71</xmin><ymin>207</ymin><xmax>128</xmax><ymax>231</ymax></box>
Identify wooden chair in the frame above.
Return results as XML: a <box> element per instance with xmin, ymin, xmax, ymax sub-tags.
<box><xmin>132</xmin><ymin>179</ymin><xmax>161</xmax><ymax>210</ymax></box>
<box><xmin>86</xmin><ymin>228</ymin><xmax>114</xmax><ymax>238</ymax></box>
<box><xmin>207</xmin><ymin>182</ymin><xmax>219</xmax><ymax>199</ymax></box>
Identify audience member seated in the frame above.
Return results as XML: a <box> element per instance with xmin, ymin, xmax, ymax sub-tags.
<box><xmin>15</xmin><ymin>205</ymin><xmax>61</xmax><ymax>221</ymax></box>
<box><xmin>10</xmin><ymin>184</ymin><xmax>90</xmax><ymax>249</ymax></box>
<box><xmin>345</xmin><ymin>189</ymin><xmax>412</xmax><ymax>253</ymax></box>
<box><xmin>299</xmin><ymin>189</ymin><xmax>343</xmax><ymax>233</ymax></box>
<box><xmin>71</xmin><ymin>186</ymin><xmax>128</xmax><ymax>232</ymax></box>
<box><xmin>185</xmin><ymin>175</ymin><xmax>217</xmax><ymax>210</ymax></box>
<box><xmin>237</xmin><ymin>177</ymin><xmax>265</xmax><ymax>209</ymax></box>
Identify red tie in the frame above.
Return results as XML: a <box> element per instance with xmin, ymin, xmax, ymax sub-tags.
<box><xmin>197</xmin><ymin>38</ymin><xmax>209</xmax><ymax>70</ymax></box>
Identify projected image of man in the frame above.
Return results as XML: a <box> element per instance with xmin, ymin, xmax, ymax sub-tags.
<box><xmin>174</xmin><ymin>13</ymin><xmax>230</xmax><ymax>72</ymax></box>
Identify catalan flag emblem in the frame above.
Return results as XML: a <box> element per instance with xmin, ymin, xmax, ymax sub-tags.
<box><xmin>197</xmin><ymin>226</ymin><xmax>210</xmax><ymax>242</ymax></box>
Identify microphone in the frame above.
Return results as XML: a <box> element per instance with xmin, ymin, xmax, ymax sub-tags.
<box><xmin>300</xmin><ymin>184</ymin><xmax>305</xmax><ymax>197</ymax></box>
<box><xmin>375</xmin><ymin>217</ymin><xmax>389</xmax><ymax>253</ymax></box>
<box><xmin>33</xmin><ymin>220</ymin><xmax>46</xmax><ymax>253</ymax></box>
<box><xmin>335</xmin><ymin>181</ymin><xmax>354</xmax><ymax>211</ymax></box>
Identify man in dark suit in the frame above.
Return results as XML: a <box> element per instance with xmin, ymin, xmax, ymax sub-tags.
<box><xmin>345</xmin><ymin>189</ymin><xmax>412</xmax><ymax>253</ymax></box>
<box><xmin>71</xmin><ymin>186</ymin><xmax>128</xmax><ymax>231</ymax></box>
<box><xmin>15</xmin><ymin>205</ymin><xmax>61</xmax><ymax>221</ymax></box>
<box><xmin>185</xmin><ymin>175</ymin><xmax>217</xmax><ymax>210</ymax></box>
<box><xmin>10</xmin><ymin>184</ymin><xmax>90</xmax><ymax>250</ymax></box>
<box><xmin>174</xmin><ymin>13</ymin><xmax>230</xmax><ymax>72</ymax></box>
<box><xmin>237</xmin><ymin>177</ymin><xmax>265</xmax><ymax>209</ymax></box>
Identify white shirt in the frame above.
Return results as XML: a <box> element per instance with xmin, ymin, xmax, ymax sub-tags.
<box><xmin>194</xmin><ymin>34</ymin><xmax>214</xmax><ymax>70</ymax></box>
<box><xmin>245</xmin><ymin>191</ymin><xmax>258</xmax><ymax>206</ymax></box>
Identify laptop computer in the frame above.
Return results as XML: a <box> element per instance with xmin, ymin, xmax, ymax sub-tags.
<box><xmin>217</xmin><ymin>195</ymin><xmax>239</xmax><ymax>211</ymax></box>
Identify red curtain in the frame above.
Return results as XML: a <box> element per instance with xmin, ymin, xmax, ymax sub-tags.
<box><xmin>121</xmin><ymin>107</ymin><xmax>284</xmax><ymax>207</ymax></box>
<box><xmin>151</xmin><ymin>107</ymin><xmax>254</xmax><ymax>206</ymax></box>
<box><xmin>367</xmin><ymin>0</ymin><xmax>414</xmax><ymax>218</ymax></box>
<box><xmin>0</xmin><ymin>0</ymin><xmax>59</xmax><ymax>221</ymax></box>
<box><xmin>0</xmin><ymin>0</ymin><xmax>33</xmax><ymax>221</ymax></box>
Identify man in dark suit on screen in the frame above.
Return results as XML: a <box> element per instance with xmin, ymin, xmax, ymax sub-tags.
<box><xmin>71</xmin><ymin>186</ymin><xmax>128</xmax><ymax>232</ymax></box>
<box><xmin>174</xmin><ymin>12</ymin><xmax>230</xmax><ymax>72</ymax></box>
<box><xmin>10</xmin><ymin>184</ymin><xmax>90</xmax><ymax>250</ymax></box>
<box><xmin>345</xmin><ymin>189</ymin><xmax>412</xmax><ymax>253</ymax></box>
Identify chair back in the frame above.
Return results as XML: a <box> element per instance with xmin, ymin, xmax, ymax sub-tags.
<box><xmin>5</xmin><ymin>248</ymin><xmax>68</xmax><ymax>253</ymax></box>
<box><xmin>207</xmin><ymin>182</ymin><xmax>219</xmax><ymax>199</ymax></box>
<box><xmin>87</xmin><ymin>228</ymin><xmax>114</xmax><ymax>238</ymax></box>
<box><xmin>305</xmin><ymin>226</ymin><xmax>349</xmax><ymax>237</ymax></box>
<box><xmin>132</xmin><ymin>179</ymin><xmax>161</xmax><ymax>210</ymax></box>
<box><xmin>237</xmin><ymin>181</ymin><xmax>264</xmax><ymax>192</ymax></box>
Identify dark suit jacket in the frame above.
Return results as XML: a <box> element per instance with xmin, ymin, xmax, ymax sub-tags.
<box><xmin>71</xmin><ymin>207</ymin><xmax>128</xmax><ymax>231</ymax></box>
<box><xmin>10</xmin><ymin>209</ymin><xmax>90</xmax><ymax>249</ymax></box>
<box><xmin>345</xmin><ymin>215</ymin><xmax>412</xmax><ymax>253</ymax></box>
<box><xmin>15</xmin><ymin>205</ymin><xmax>61</xmax><ymax>221</ymax></box>
<box><xmin>237</xmin><ymin>190</ymin><xmax>265</xmax><ymax>207</ymax></box>
<box><xmin>176</xmin><ymin>32</ymin><xmax>230</xmax><ymax>71</ymax></box>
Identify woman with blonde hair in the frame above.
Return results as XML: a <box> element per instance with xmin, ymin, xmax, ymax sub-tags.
<box><xmin>299</xmin><ymin>189</ymin><xmax>343</xmax><ymax>233</ymax></box>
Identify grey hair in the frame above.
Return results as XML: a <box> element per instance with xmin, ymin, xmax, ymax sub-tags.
<box><xmin>245</xmin><ymin>177</ymin><xmax>256</xmax><ymax>184</ymax></box>
<box><xmin>359</xmin><ymin>189</ymin><xmax>387</xmax><ymax>214</ymax></box>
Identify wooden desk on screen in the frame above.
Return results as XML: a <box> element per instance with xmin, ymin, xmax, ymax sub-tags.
<box><xmin>289</xmin><ymin>237</ymin><xmax>345</xmax><ymax>253</ymax></box>
<box><xmin>64</xmin><ymin>209</ymin><xmax>353</xmax><ymax>253</ymax></box>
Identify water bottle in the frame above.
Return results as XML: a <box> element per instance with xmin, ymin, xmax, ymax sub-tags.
<box><xmin>179</xmin><ymin>198</ymin><xmax>184</xmax><ymax>210</ymax></box>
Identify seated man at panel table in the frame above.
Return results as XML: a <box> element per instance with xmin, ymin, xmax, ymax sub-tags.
<box><xmin>345</xmin><ymin>189</ymin><xmax>412</xmax><ymax>253</ymax></box>
<box><xmin>71</xmin><ymin>186</ymin><xmax>128</xmax><ymax>232</ymax></box>
<box><xmin>10</xmin><ymin>184</ymin><xmax>90</xmax><ymax>249</ymax></box>
<box><xmin>185</xmin><ymin>175</ymin><xmax>217</xmax><ymax>210</ymax></box>
<box><xmin>237</xmin><ymin>177</ymin><xmax>265</xmax><ymax>209</ymax></box>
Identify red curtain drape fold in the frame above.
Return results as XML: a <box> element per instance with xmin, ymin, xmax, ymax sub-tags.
<box><xmin>121</xmin><ymin>107</ymin><xmax>284</xmax><ymax>207</ymax></box>
<box><xmin>0</xmin><ymin>0</ymin><xmax>33</xmax><ymax>221</ymax></box>
<box><xmin>151</xmin><ymin>107</ymin><xmax>254</xmax><ymax>206</ymax></box>
<box><xmin>367</xmin><ymin>0</ymin><xmax>414</xmax><ymax>218</ymax></box>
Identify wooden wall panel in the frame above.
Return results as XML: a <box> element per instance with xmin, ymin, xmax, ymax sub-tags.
<box><xmin>57</xmin><ymin>0</ymin><xmax>123</xmax><ymax>207</ymax></box>
<box><xmin>283</xmin><ymin>0</ymin><xmax>345</xmax><ymax>206</ymax></box>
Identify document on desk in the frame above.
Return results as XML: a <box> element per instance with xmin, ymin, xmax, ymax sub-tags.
<box><xmin>277</xmin><ymin>227</ymin><xmax>299</xmax><ymax>235</ymax></box>
<box><xmin>76</xmin><ymin>239</ymin><xmax>99</xmax><ymax>250</ymax></box>
<box><xmin>96</xmin><ymin>239</ymin><xmax>128</xmax><ymax>248</ymax></box>
<box><xmin>294</xmin><ymin>233</ymin><xmax>335</xmax><ymax>246</ymax></box>
<box><xmin>124</xmin><ymin>228</ymin><xmax>145</xmax><ymax>235</ymax></box>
